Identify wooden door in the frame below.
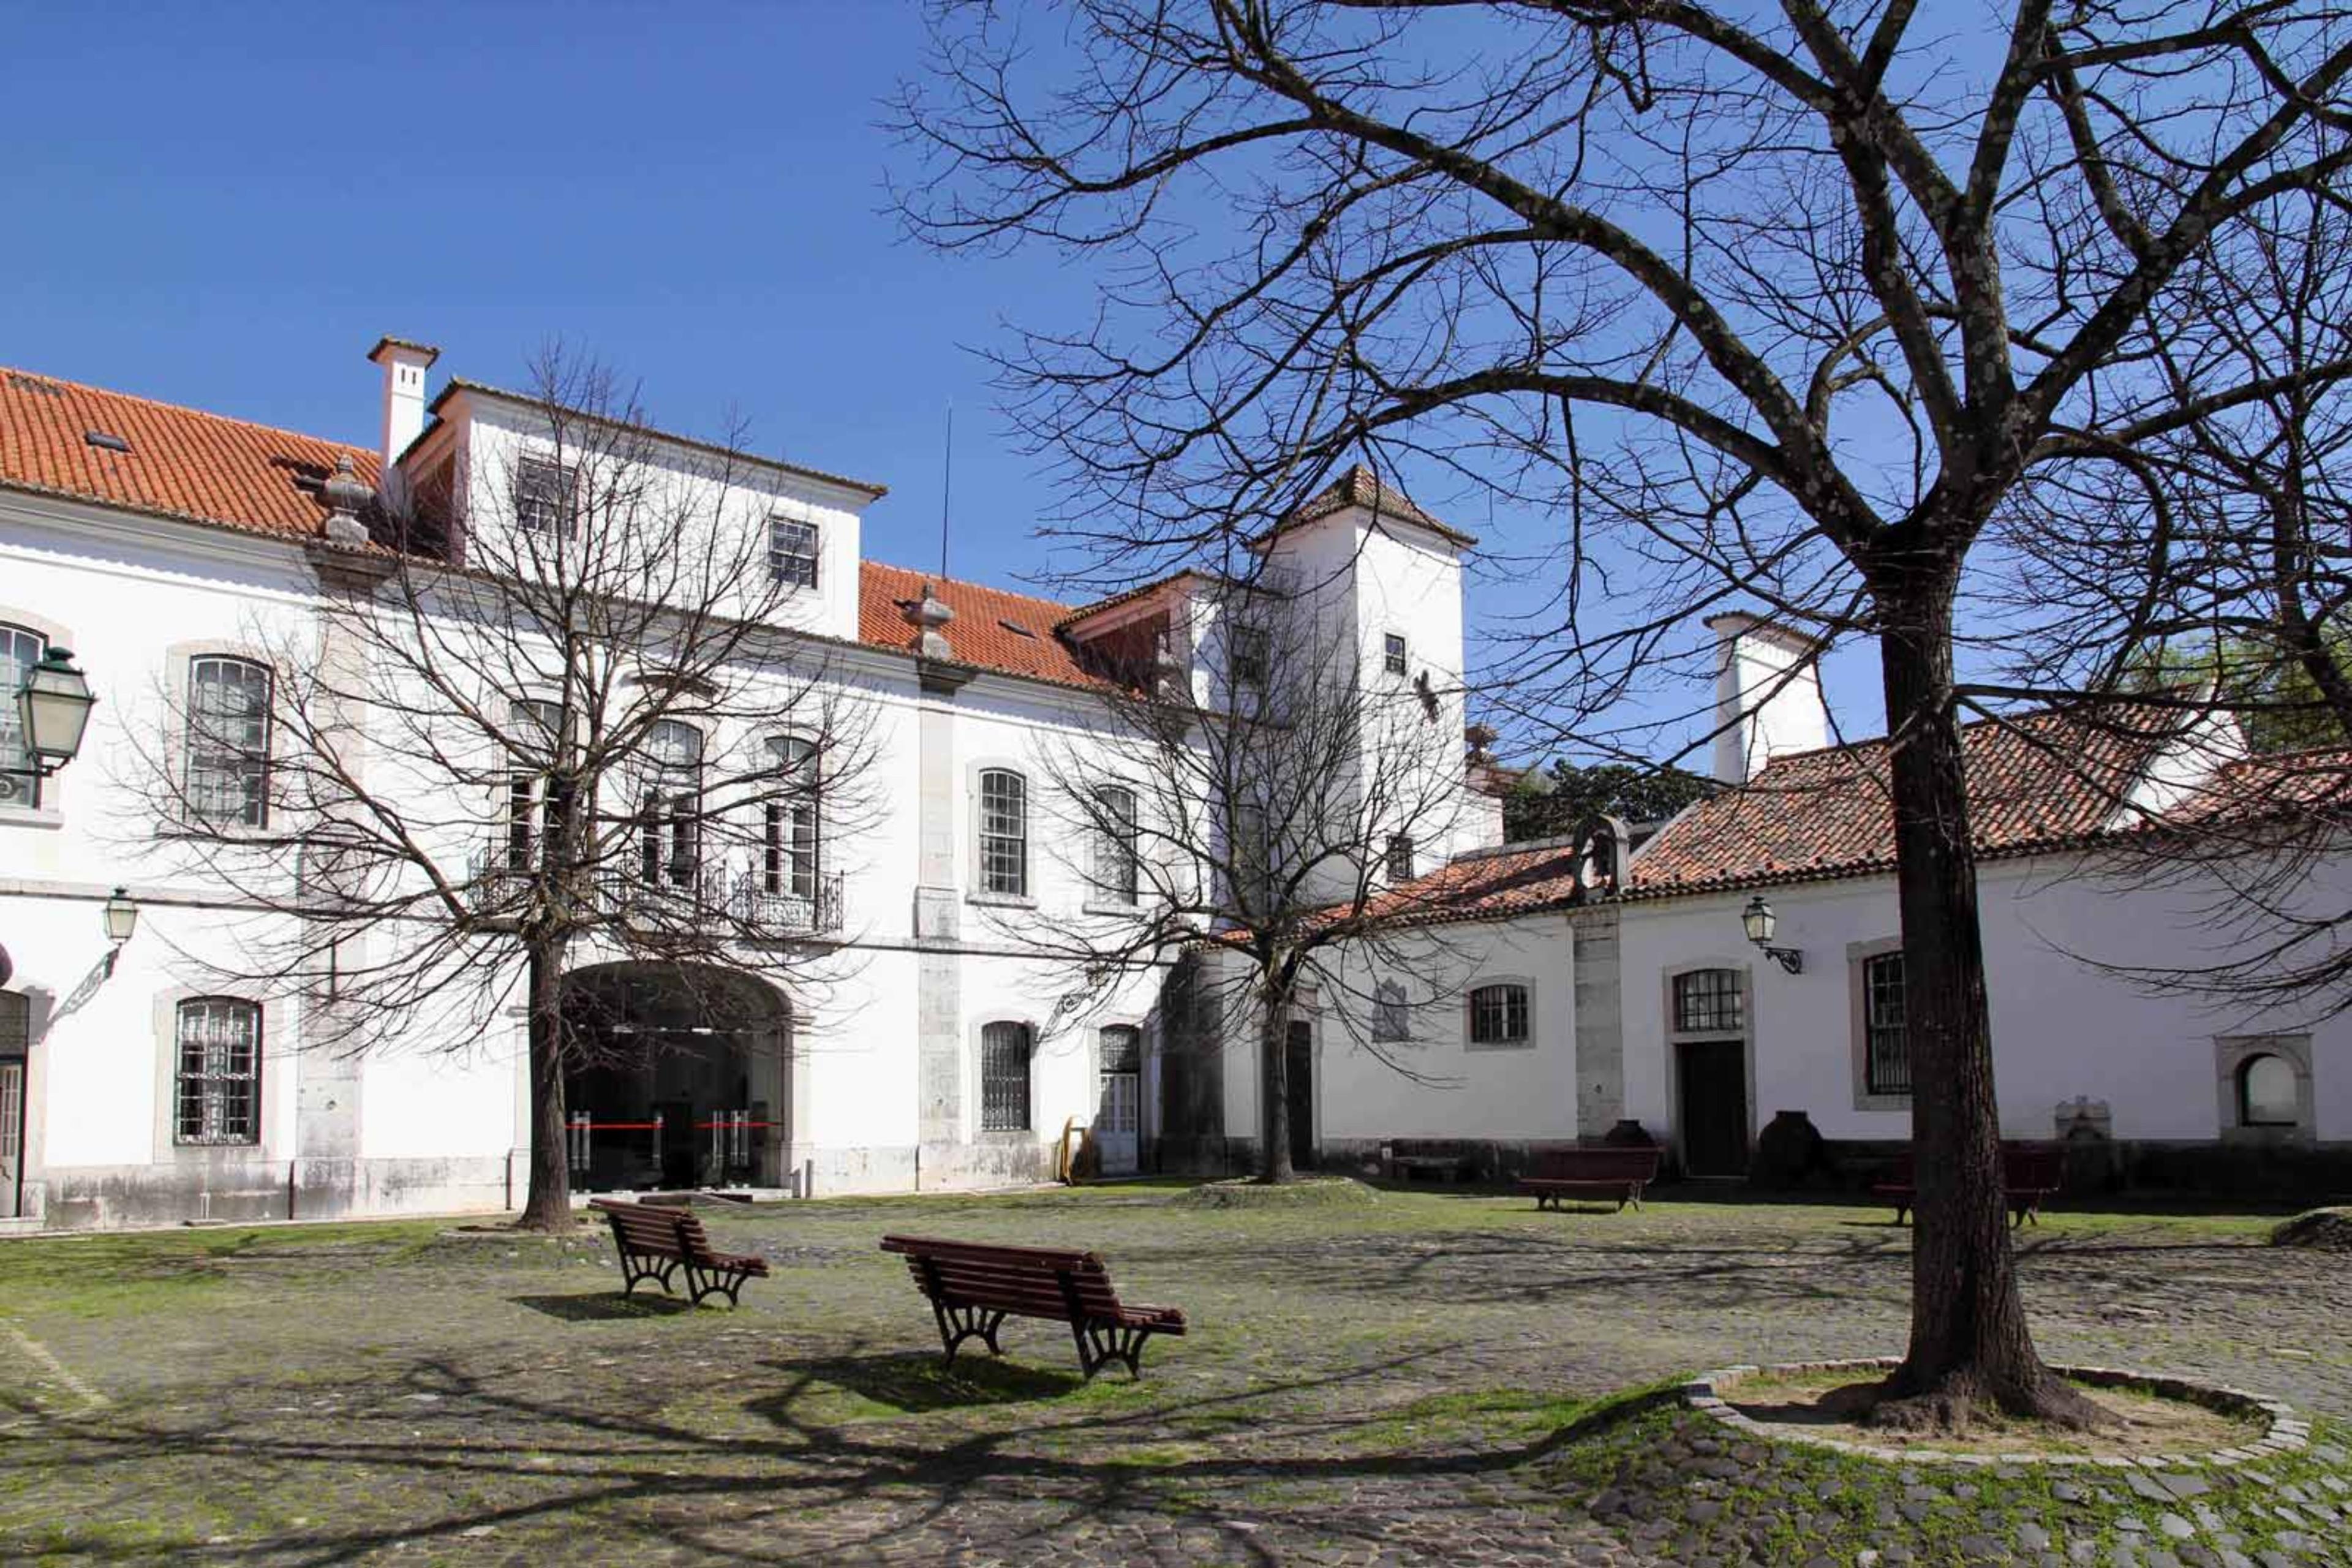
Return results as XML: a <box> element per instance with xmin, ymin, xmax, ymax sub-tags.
<box><xmin>1677</xmin><ymin>1039</ymin><xmax>1749</xmax><ymax>1177</ymax></box>
<box><xmin>1284</xmin><ymin>1021</ymin><xmax>1316</xmax><ymax>1170</ymax></box>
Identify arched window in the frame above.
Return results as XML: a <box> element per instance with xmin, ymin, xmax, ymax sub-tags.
<box><xmin>175</xmin><ymin>998</ymin><xmax>262</xmax><ymax>1145</ymax></box>
<box><xmin>2238</xmin><ymin>1053</ymin><xmax>2299</xmax><ymax>1128</ymax></box>
<box><xmin>979</xmin><ymin>769</ymin><xmax>1028</xmax><ymax>897</ymax></box>
<box><xmin>0</xmin><ymin>624</ymin><xmax>48</xmax><ymax>808</ymax></box>
<box><xmin>981</xmin><ymin>1021</ymin><xmax>1033</xmax><ymax>1132</ymax></box>
<box><xmin>1093</xmin><ymin>784</ymin><xmax>1139</xmax><ymax>904</ymax></box>
<box><xmin>637</xmin><ymin>720</ymin><xmax>703</xmax><ymax>887</ymax></box>
<box><xmin>765</xmin><ymin>736</ymin><xmax>821</xmax><ymax>899</ymax></box>
<box><xmin>1372</xmin><ymin>980</ymin><xmax>1410</xmax><ymax>1043</ymax></box>
<box><xmin>1468</xmin><ymin>982</ymin><xmax>1532</xmax><ymax>1048</ymax></box>
<box><xmin>187</xmin><ymin>656</ymin><xmax>272</xmax><ymax>829</ymax></box>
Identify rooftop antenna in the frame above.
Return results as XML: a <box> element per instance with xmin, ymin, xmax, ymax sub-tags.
<box><xmin>939</xmin><ymin>401</ymin><xmax>954</xmax><ymax>580</ymax></box>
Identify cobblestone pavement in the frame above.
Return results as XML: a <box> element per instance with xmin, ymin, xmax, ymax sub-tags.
<box><xmin>0</xmin><ymin>1187</ymin><xmax>2344</xmax><ymax>1566</ymax></box>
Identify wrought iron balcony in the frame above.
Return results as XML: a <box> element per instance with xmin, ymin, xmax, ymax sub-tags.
<box><xmin>470</xmin><ymin>839</ymin><xmax>843</xmax><ymax>937</ymax></box>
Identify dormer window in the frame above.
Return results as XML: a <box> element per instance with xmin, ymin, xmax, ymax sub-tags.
<box><xmin>513</xmin><ymin>458</ymin><xmax>578</xmax><ymax>535</ymax></box>
<box><xmin>1384</xmin><ymin>633</ymin><xmax>1408</xmax><ymax>676</ymax></box>
<box><xmin>768</xmin><ymin>516</ymin><xmax>820</xmax><ymax>590</ymax></box>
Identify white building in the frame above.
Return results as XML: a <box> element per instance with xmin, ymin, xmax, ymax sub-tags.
<box><xmin>1</xmin><ymin>345</ymin><xmax>2340</xmax><ymax>1231</ymax></box>
<box><xmin>0</xmin><ymin>344</ymin><xmax>1507</xmax><ymax>1227</ymax></box>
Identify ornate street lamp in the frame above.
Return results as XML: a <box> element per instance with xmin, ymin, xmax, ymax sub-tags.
<box><xmin>102</xmin><ymin>887</ymin><xmax>140</xmax><ymax>945</ymax></box>
<box><xmin>17</xmin><ymin>646</ymin><xmax>96</xmax><ymax>775</ymax></box>
<box><xmin>1741</xmin><ymin>894</ymin><xmax>1804</xmax><ymax>974</ymax></box>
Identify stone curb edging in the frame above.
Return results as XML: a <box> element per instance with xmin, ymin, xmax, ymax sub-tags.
<box><xmin>1681</xmin><ymin>1357</ymin><xmax>2307</xmax><ymax>1468</ymax></box>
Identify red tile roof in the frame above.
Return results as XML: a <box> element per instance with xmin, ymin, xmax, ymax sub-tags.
<box><xmin>857</xmin><ymin>561</ymin><xmax>1114</xmax><ymax>690</ymax></box>
<box><xmin>0</xmin><ymin>366</ymin><xmax>377</xmax><ymax>542</ymax></box>
<box><xmin>1629</xmin><ymin>706</ymin><xmax>2182</xmax><ymax>896</ymax></box>
<box><xmin>1257</xmin><ymin>464</ymin><xmax>1477</xmax><ymax>548</ymax></box>
<box><xmin>2162</xmin><ymin>745</ymin><xmax>2352</xmax><ymax>823</ymax></box>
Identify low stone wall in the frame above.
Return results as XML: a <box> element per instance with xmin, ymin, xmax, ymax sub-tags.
<box><xmin>40</xmin><ymin>1155</ymin><xmax>513</xmax><ymax>1230</ymax></box>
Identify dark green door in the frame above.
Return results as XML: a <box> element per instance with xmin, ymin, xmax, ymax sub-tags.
<box><xmin>1678</xmin><ymin>1039</ymin><xmax>1748</xmax><ymax>1177</ymax></box>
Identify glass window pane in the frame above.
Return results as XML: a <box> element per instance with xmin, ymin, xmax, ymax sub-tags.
<box><xmin>1094</xmin><ymin>785</ymin><xmax>1138</xmax><ymax>902</ymax></box>
<box><xmin>174</xmin><ymin>998</ymin><xmax>260</xmax><ymax>1145</ymax></box>
<box><xmin>768</xmin><ymin>518</ymin><xmax>820</xmax><ymax>589</ymax></box>
<box><xmin>187</xmin><ymin>658</ymin><xmax>271</xmax><ymax>829</ymax></box>
<box><xmin>0</xmin><ymin>625</ymin><xmax>46</xmax><ymax>808</ymax></box>
<box><xmin>2240</xmin><ymin>1054</ymin><xmax>2298</xmax><ymax>1126</ymax></box>
<box><xmin>1863</xmin><ymin>952</ymin><xmax>1910</xmax><ymax>1096</ymax></box>
<box><xmin>1672</xmin><ymin>969</ymin><xmax>1743</xmax><ymax>1033</ymax></box>
<box><xmin>981</xmin><ymin>1022</ymin><xmax>1031</xmax><ymax>1132</ymax></box>
<box><xmin>979</xmin><ymin>771</ymin><xmax>1027</xmax><ymax>896</ymax></box>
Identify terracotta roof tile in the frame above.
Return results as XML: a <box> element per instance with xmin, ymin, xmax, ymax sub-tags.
<box><xmin>1630</xmin><ymin>706</ymin><xmax>2177</xmax><ymax>896</ymax></box>
<box><xmin>1258</xmin><ymin>464</ymin><xmax>1477</xmax><ymax>548</ymax></box>
<box><xmin>858</xmin><ymin>561</ymin><xmax>1115</xmax><ymax>690</ymax></box>
<box><xmin>0</xmin><ymin>366</ymin><xmax>376</xmax><ymax>542</ymax></box>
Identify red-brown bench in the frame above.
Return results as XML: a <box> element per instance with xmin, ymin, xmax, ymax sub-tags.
<box><xmin>589</xmin><ymin>1198</ymin><xmax>770</xmax><ymax>1306</ymax></box>
<box><xmin>880</xmin><ymin>1234</ymin><xmax>1186</xmax><ymax>1379</ymax></box>
<box><xmin>1515</xmin><ymin>1147</ymin><xmax>1662</xmax><ymax>1212</ymax></box>
<box><xmin>1873</xmin><ymin>1146</ymin><xmax>2064</xmax><ymax>1228</ymax></box>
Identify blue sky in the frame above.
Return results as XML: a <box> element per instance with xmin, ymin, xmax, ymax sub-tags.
<box><xmin>1</xmin><ymin>2</ymin><xmax>1883</xmax><ymax>763</ymax></box>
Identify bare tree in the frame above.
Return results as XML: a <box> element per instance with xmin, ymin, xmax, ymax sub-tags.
<box><xmin>1000</xmin><ymin>570</ymin><xmax>1504</xmax><ymax>1182</ymax></box>
<box><xmin>124</xmin><ymin>351</ymin><xmax>876</xmax><ymax>1231</ymax></box>
<box><xmin>895</xmin><ymin>1</ymin><xmax>2352</xmax><ymax>1425</ymax></box>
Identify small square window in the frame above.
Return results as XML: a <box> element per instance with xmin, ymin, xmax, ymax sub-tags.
<box><xmin>1384</xmin><ymin>633</ymin><xmax>1409</xmax><ymax>676</ymax></box>
<box><xmin>768</xmin><ymin>516</ymin><xmax>820</xmax><ymax>590</ymax></box>
<box><xmin>513</xmin><ymin>458</ymin><xmax>578</xmax><ymax>535</ymax></box>
<box><xmin>1468</xmin><ymin>983</ymin><xmax>1531</xmax><ymax>1047</ymax></box>
<box><xmin>1230</xmin><ymin>627</ymin><xmax>1270</xmax><ymax>691</ymax></box>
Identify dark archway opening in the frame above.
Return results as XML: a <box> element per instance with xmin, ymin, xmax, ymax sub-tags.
<box><xmin>561</xmin><ymin>963</ymin><xmax>791</xmax><ymax>1192</ymax></box>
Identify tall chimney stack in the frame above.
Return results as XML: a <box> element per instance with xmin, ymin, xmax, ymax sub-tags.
<box><xmin>1706</xmin><ymin>612</ymin><xmax>1829</xmax><ymax>785</ymax></box>
<box><xmin>366</xmin><ymin>336</ymin><xmax>440</xmax><ymax>496</ymax></box>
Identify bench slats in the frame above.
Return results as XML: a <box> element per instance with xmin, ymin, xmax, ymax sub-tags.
<box><xmin>1514</xmin><ymin>1147</ymin><xmax>1660</xmax><ymax>1213</ymax></box>
<box><xmin>589</xmin><ymin>1199</ymin><xmax>767</xmax><ymax>1307</ymax></box>
<box><xmin>880</xmin><ymin>1233</ymin><xmax>1185</xmax><ymax>1379</ymax></box>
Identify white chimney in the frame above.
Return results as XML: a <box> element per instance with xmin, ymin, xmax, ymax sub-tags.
<box><xmin>1707</xmin><ymin>612</ymin><xmax>1829</xmax><ymax>785</ymax></box>
<box><xmin>366</xmin><ymin>336</ymin><xmax>440</xmax><ymax>489</ymax></box>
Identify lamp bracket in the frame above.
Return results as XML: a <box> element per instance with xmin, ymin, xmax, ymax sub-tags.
<box><xmin>1760</xmin><ymin>946</ymin><xmax>1803</xmax><ymax>976</ymax></box>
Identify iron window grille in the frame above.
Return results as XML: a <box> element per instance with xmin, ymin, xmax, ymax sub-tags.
<box><xmin>765</xmin><ymin>736</ymin><xmax>821</xmax><ymax>899</ymax></box>
<box><xmin>1468</xmin><ymin>983</ymin><xmax>1531</xmax><ymax>1047</ymax></box>
<box><xmin>1863</xmin><ymin>951</ymin><xmax>1910</xmax><ymax>1096</ymax></box>
<box><xmin>1093</xmin><ymin>784</ymin><xmax>1140</xmax><ymax>903</ymax></box>
<box><xmin>1385</xmin><ymin>832</ymin><xmax>1415</xmax><ymax>883</ymax></box>
<box><xmin>981</xmin><ymin>1021</ymin><xmax>1033</xmax><ymax>1132</ymax></box>
<box><xmin>979</xmin><ymin>769</ymin><xmax>1028</xmax><ymax>896</ymax></box>
<box><xmin>767</xmin><ymin>516</ymin><xmax>820</xmax><ymax>589</ymax></box>
<box><xmin>1372</xmin><ymin>981</ymin><xmax>1410</xmax><ymax>1042</ymax></box>
<box><xmin>0</xmin><ymin>624</ymin><xmax>47</xmax><ymax>809</ymax></box>
<box><xmin>175</xmin><ymin>997</ymin><xmax>261</xmax><ymax>1145</ymax></box>
<box><xmin>513</xmin><ymin>458</ymin><xmax>578</xmax><ymax>535</ymax></box>
<box><xmin>1672</xmin><ymin>968</ymin><xmax>1744</xmax><ymax>1033</ymax></box>
<box><xmin>186</xmin><ymin>656</ymin><xmax>272</xmax><ymax>829</ymax></box>
<box><xmin>1384</xmin><ymin>632</ymin><xmax>1409</xmax><ymax>676</ymax></box>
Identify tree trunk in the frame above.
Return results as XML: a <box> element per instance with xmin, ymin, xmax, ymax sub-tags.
<box><xmin>1873</xmin><ymin>567</ymin><xmax>2100</xmax><ymax>1430</ymax></box>
<box><xmin>515</xmin><ymin>941</ymin><xmax>574</xmax><ymax>1231</ymax></box>
<box><xmin>1257</xmin><ymin>968</ymin><xmax>1295</xmax><ymax>1184</ymax></box>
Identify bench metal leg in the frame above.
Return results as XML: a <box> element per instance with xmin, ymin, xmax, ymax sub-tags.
<box><xmin>618</xmin><ymin>1249</ymin><xmax>680</xmax><ymax>1298</ymax></box>
<box><xmin>684</xmin><ymin>1262</ymin><xmax>753</xmax><ymax>1308</ymax></box>
<box><xmin>931</xmin><ymin>1301</ymin><xmax>1006</xmax><ymax>1367</ymax></box>
<box><xmin>1071</xmin><ymin>1319</ymin><xmax>1154</xmax><ymax>1380</ymax></box>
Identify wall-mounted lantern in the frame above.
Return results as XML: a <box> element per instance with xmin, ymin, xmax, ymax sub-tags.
<box><xmin>17</xmin><ymin>646</ymin><xmax>97</xmax><ymax>775</ymax></box>
<box><xmin>1741</xmin><ymin>894</ymin><xmax>1804</xmax><ymax>974</ymax></box>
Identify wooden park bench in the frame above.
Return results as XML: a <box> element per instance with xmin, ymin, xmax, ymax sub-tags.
<box><xmin>1873</xmin><ymin>1145</ymin><xmax>2065</xmax><ymax>1228</ymax></box>
<box><xmin>1515</xmin><ymin>1147</ymin><xmax>1662</xmax><ymax>1212</ymax></box>
<box><xmin>880</xmin><ymin>1234</ymin><xmax>1186</xmax><ymax>1380</ymax></box>
<box><xmin>589</xmin><ymin>1197</ymin><xmax>770</xmax><ymax>1307</ymax></box>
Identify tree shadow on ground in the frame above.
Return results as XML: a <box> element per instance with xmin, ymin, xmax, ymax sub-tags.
<box><xmin>753</xmin><ymin>1350</ymin><xmax>1083</xmax><ymax>1417</ymax></box>
<box><xmin>507</xmin><ymin>1292</ymin><xmax>693</xmax><ymax>1322</ymax></box>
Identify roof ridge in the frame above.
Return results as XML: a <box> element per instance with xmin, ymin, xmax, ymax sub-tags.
<box><xmin>1</xmin><ymin>365</ymin><xmax>371</xmax><ymax>458</ymax></box>
<box><xmin>1744</xmin><ymin>698</ymin><xmax>2163</xmax><ymax>775</ymax></box>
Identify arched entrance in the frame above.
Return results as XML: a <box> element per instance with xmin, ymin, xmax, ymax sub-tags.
<box><xmin>560</xmin><ymin>963</ymin><xmax>792</xmax><ymax>1193</ymax></box>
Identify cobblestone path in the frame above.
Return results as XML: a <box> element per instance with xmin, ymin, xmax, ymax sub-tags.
<box><xmin>0</xmin><ymin>1188</ymin><xmax>2342</xmax><ymax>1565</ymax></box>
